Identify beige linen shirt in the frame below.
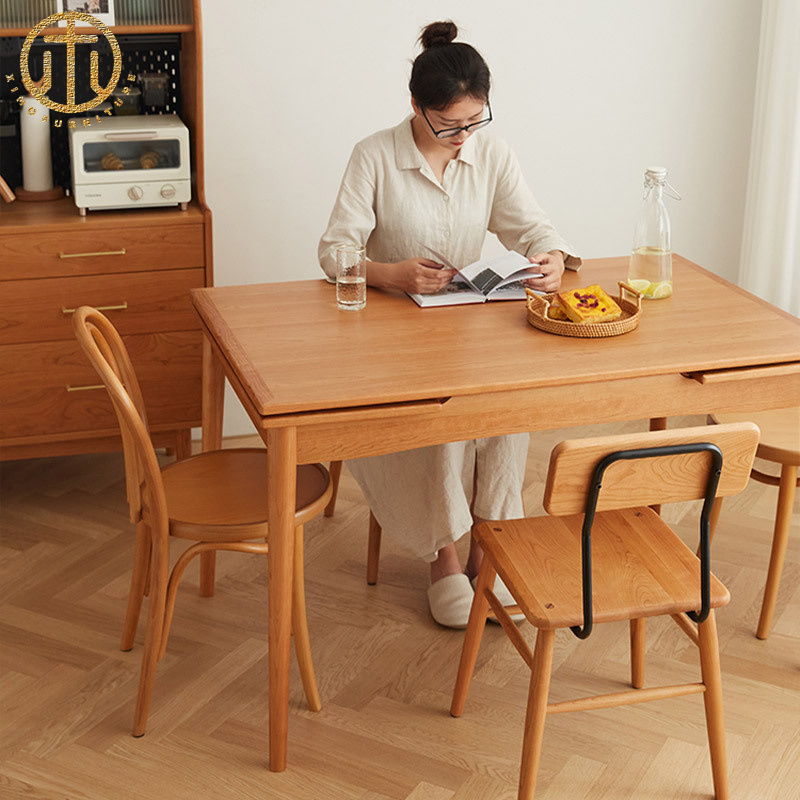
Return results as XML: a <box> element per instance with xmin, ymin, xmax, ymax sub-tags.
<box><xmin>319</xmin><ymin>116</ymin><xmax>580</xmax><ymax>280</ymax></box>
<box><xmin>318</xmin><ymin>118</ymin><xmax>580</xmax><ymax>561</ymax></box>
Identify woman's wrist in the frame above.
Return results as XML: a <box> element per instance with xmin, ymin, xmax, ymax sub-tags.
<box><xmin>364</xmin><ymin>260</ymin><xmax>398</xmax><ymax>290</ymax></box>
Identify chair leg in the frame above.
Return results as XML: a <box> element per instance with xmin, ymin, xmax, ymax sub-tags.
<box><xmin>159</xmin><ymin>541</ymin><xmax>271</xmax><ymax>662</ymax></box>
<box><xmin>132</xmin><ymin>532</ymin><xmax>169</xmax><ymax>737</ymax></box>
<box><xmin>630</xmin><ymin>617</ymin><xmax>646</xmax><ymax>689</ymax></box>
<box><xmin>121</xmin><ymin>522</ymin><xmax>151</xmax><ymax>651</ymax></box>
<box><xmin>324</xmin><ymin>460</ymin><xmax>342</xmax><ymax>517</ymax></box>
<box><xmin>158</xmin><ymin>543</ymin><xmax>206</xmax><ymax>662</ymax></box>
<box><xmin>518</xmin><ymin>628</ymin><xmax>556</xmax><ymax>800</ymax></box>
<box><xmin>174</xmin><ymin>429</ymin><xmax>192</xmax><ymax>461</ymax></box>
<box><xmin>291</xmin><ymin>525</ymin><xmax>322</xmax><ymax>712</ymax></box>
<box><xmin>757</xmin><ymin>464</ymin><xmax>797</xmax><ymax>640</ymax></box>
<box><xmin>451</xmin><ymin>560</ymin><xmax>495</xmax><ymax>717</ymax></box>
<box><xmin>697</xmin><ymin>610</ymin><xmax>728</xmax><ymax>800</ymax></box>
<box><xmin>199</xmin><ymin>551</ymin><xmax>216</xmax><ymax>597</ymax></box>
<box><xmin>366</xmin><ymin>511</ymin><xmax>382</xmax><ymax>585</ymax></box>
<box><xmin>648</xmin><ymin>418</ymin><xmax>668</xmax><ymax>515</ymax></box>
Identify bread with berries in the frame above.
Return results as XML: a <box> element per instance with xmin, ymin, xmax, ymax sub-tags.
<box><xmin>556</xmin><ymin>285</ymin><xmax>622</xmax><ymax>323</ymax></box>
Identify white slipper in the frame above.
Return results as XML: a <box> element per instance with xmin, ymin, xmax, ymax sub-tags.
<box><xmin>427</xmin><ymin>573</ymin><xmax>474</xmax><ymax>629</ymax></box>
<box><xmin>471</xmin><ymin>574</ymin><xmax>525</xmax><ymax>623</ymax></box>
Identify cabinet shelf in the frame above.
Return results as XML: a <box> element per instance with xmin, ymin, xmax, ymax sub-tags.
<box><xmin>0</xmin><ymin>197</ymin><xmax>206</xmax><ymax>234</ymax></box>
<box><xmin>0</xmin><ymin>25</ymin><xmax>194</xmax><ymax>36</ymax></box>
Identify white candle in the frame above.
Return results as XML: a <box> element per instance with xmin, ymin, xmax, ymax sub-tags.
<box><xmin>20</xmin><ymin>95</ymin><xmax>54</xmax><ymax>192</ymax></box>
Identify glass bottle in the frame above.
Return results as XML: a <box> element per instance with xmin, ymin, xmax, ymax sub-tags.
<box><xmin>628</xmin><ymin>167</ymin><xmax>680</xmax><ymax>299</ymax></box>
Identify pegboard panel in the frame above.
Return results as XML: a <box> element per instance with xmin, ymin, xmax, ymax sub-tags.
<box><xmin>0</xmin><ymin>33</ymin><xmax>182</xmax><ymax>190</ymax></box>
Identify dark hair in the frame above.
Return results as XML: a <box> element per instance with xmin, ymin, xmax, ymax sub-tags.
<box><xmin>409</xmin><ymin>21</ymin><xmax>491</xmax><ymax>110</ymax></box>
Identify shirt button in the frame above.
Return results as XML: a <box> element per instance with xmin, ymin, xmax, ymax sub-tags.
<box><xmin>443</xmin><ymin>195</ymin><xmax>450</xmax><ymax>202</ymax></box>
<box><xmin>444</xmin><ymin>230</ymin><xmax>450</xmax><ymax>239</ymax></box>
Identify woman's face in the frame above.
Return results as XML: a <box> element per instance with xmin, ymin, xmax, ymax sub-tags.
<box><xmin>412</xmin><ymin>95</ymin><xmax>488</xmax><ymax>153</ymax></box>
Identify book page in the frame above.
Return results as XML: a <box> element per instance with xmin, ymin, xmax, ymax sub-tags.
<box><xmin>418</xmin><ymin>244</ymin><xmax>541</xmax><ymax>296</ymax></box>
<box><xmin>407</xmin><ymin>277</ymin><xmax>486</xmax><ymax>307</ymax></box>
<box><xmin>410</xmin><ymin>244</ymin><xmax>545</xmax><ymax>305</ymax></box>
<box><xmin>459</xmin><ymin>251</ymin><xmax>541</xmax><ymax>293</ymax></box>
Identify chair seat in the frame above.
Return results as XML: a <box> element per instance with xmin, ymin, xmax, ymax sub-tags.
<box><xmin>476</xmin><ymin>506</ymin><xmax>730</xmax><ymax>630</ymax></box>
<box><xmin>712</xmin><ymin>407</ymin><xmax>800</xmax><ymax>466</ymax></box>
<box><xmin>161</xmin><ymin>448</ymin><xmax>331</xmax><ymax>540</ymax></box>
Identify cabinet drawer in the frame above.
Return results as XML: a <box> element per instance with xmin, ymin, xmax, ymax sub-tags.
<box><xmin>0</xmin><ymin>224</ymin><xmax>205</xmax><ymax>279</ymax></box>
<box><xmin>0</xmin><ymin>332</ymin><xmax>201</xmax><ymax>440</ymax></box>
<box><xmin>0</xmin><ymin>268</ymin><xmax>205</xmax><ymax>345</ymax></box>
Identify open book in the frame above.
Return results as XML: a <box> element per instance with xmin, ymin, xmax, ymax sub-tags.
<box><xmin>407</xmin><ymin>246</ymin><xmax>544</xmax><ymax>308</ymax></box>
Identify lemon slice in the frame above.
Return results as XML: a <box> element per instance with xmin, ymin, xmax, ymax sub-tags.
<box><xmin>649</xmin><ymin>281</ymin><xmax>673</xmax><ymax>298</ymax></box>
<box><xmin>627</xmin><ymin>279</ymin><xmax>652</xmax><ymax>295</ymax></box>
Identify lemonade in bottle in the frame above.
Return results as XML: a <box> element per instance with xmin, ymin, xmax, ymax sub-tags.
<box><xmin>628</xmin><ymin>167</ymin><xmax>680</xmax><ymax>299</ymax></box>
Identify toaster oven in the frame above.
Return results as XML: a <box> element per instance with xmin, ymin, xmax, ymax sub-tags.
<box><xmin>69</xmin><ymin>115</ymin><xmax>191</xmax><ymax>215</ymax></box>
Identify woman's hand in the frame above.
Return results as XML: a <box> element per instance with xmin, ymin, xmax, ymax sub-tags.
<box><xmin>379</xmin><ymin>258</ymin><xmax>456</xmax><ymax>294</ymax></box>
<box><xmin>521</xmin><ymin>251</ymin><xmax>566</xmax><ymax>294</ymax></box>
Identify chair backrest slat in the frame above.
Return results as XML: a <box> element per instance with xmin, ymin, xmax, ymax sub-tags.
<box><xmin>73</xmin><ymin>307</ymin><xmax>168</xmax><ymax>531</ymax></box>
<box><xmin>544</xmin><ymin>423</ymin><xmax>760</xmax><ymax>516</ymax></box>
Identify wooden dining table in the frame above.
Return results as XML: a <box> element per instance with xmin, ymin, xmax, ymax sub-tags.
<box><xmin>191</xmin><ymin>255</ymin><xmax>800</xmax><ymax>772</ymax></box>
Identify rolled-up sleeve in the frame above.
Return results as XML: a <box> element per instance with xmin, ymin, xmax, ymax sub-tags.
<box><xmin>488</xmin><ymin>145</ymin><xmax>581</xmax><ymax>270</ymax></box>
<box><xmin>318</xmin><ymin>143</ymin><xmax>377</xmax><ymax>281</ymax></box>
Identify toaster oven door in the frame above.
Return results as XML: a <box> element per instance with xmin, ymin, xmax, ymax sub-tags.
<box><xmin>78</xmin><ymin>134</ymin><xmax>188</xmax><ymax>183</ymax></box>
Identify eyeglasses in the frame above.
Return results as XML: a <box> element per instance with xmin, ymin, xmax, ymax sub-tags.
<box><xmin>421</xmin><ymin>102</ymin><xmax>493</xmax><ymax>139</ymax></box>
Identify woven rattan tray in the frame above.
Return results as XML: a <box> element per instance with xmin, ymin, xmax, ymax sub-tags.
<box><xmin>526</xmin><ymin>281</ymin><xmax>643</xmax><ymax>338</ymax></box>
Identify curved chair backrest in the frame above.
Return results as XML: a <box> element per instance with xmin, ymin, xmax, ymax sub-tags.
<box><xmin>73</xmin><ymin>306</ymin><xmax>168</xmax><ymax>532</ymax></box>
<box><xmin>544</xmin><ymin>422</ymin><xmax>760</xmax><ymax>516</ymax></box>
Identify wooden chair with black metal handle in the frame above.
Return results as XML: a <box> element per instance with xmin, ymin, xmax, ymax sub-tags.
<box><xmin>451</xmin><ymin>423</ymin><xmax>760</xmax><ymax>800</ymax></box>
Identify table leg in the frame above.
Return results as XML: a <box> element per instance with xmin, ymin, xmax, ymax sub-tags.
<box><xmin>200</xmin><ymin>335</ymin><xmax>225</xmax><ymax>596</ymax></box>
<box><xmin>201</xmin><ymin>335</ymin><xmax>224</xmax><ymax>452</ymax></box>
<box><xmin>266</xmin><ymin>426</ymin><xmax>297</xmax><ymax>772</ymax></box>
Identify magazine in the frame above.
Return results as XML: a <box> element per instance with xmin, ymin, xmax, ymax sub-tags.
<box><xmin>407</xmin><ymin>246</ymin><xmax>544</xmax><ymax>308</ymax></box>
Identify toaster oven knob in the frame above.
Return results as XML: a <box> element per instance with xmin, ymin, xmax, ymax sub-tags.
<box><xmin>128</xmin><ymin>185</ymin><xmax>144</xmax><ymax>201</ymax></box>
<box><xmin>160</xmin><ymin>184</ymin><xmax>176</xmax><ymax>199</ymax></box>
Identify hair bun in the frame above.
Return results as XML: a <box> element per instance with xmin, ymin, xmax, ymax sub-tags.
<box><xmin>420</xmin><ymin>20</ymin><xmax>457</xmax><ymax>49</ymax></box>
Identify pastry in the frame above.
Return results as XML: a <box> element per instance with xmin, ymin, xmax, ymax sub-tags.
<box><xmin>556</xmin><ymin>285</ymin><xmax>622</xmax><ymax>323</ymax></box>
<box><xmin>139</xmin><ymin>150</ymin><xmax>160</xmax><ymax>169</ymax></box>
<box><xmin>101</xmin><ymin>152</ymin><xmax>123</xmax><ymax>170</ymax></box>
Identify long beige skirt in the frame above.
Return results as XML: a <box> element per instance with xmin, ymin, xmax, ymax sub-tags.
<box><xmin>346</xmin><ymin>433</ymin><xmax>529</xmax><ymax>562</ymax></box>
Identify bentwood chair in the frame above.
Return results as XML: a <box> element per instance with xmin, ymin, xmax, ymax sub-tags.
<box><xmin>708</xmin><ymin>408</ymin><xmax>799</xmax><ymax>639</ymax></box>
<box><xmin>74</xmin><ymin>307</ymin><xmax>332</xmax><ymax>736</ymax></box>
<box><xmin>451</xmin><ymin>423</ymin><xmax>759</xmax><ymax>800</ymax></box>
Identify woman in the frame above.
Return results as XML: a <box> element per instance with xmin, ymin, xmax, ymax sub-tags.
<box><xmin>319</xmin><ymin>20</ymin><xmax>580</xmax><ymax>628</ymax></box>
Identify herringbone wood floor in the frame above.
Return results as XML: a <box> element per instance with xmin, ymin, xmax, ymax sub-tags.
<box><xmin>1</xmin><ymin>416</ymin><xmax>798</xmax><ymax>800</ymax></box>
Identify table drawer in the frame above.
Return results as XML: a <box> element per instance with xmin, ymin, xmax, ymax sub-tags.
<box><xmin>0</xmin><ymin>268</ymin><xmax>205</xmax><ymax>345</ymax></box>
<box><xmin>0</xmin><ymin>332</ymin><xmax>201</xmax><ymax>440</ymax></box>
<box><xmin>0</xmin><ymin>224</ymin><xmax>205</xmax><ymax>279</ymax></box>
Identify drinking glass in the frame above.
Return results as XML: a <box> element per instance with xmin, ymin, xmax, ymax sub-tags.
<box><xmin>336</xmin><ymin>245</ymin><xmax>366</xmax><ymax>311</ymax></box>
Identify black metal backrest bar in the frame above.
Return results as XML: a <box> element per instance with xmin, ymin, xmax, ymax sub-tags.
<box><xmin>570</xmin><ymin>442</ymin><xmax>724</xmax><ymax>640</ymax></box>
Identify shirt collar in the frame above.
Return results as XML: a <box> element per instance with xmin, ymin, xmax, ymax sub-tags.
<box><xmin>394</xmin><ymin>116</ymin><xmax>477</xmax><ymax>170</ymax></box>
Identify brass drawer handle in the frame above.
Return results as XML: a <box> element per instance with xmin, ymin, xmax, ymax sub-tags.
<box><xmin>66</xmin><ymin>384</ymin><xmax>105</xmax><ymax>392</ymax></box>
<box><xmin>59</xmin><ymin>248</ymin><xmax>127</xmax><ymax>259</ymax></box>
<box><xmin>62</xmin><ymin>301</ymin><xmax>128</xmax><ymax>315</ymax></box>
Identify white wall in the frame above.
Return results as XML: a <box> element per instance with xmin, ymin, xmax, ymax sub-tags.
<box><xmin>202</xmin><ymin>0</ymin><xmax>762</xmax><ymax>435</ymax></box>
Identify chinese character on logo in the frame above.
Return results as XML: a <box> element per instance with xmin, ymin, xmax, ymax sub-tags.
<box><xmin>20</xmin><ymin>12</ymin><xmax>122</xmax><ymax>115</ymax></box>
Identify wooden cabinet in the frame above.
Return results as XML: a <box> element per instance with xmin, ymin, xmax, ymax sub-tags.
<box><xmin>0</xmin><ymin>1</ymin><xmax>212</xmax><ymax>462</ymax></box>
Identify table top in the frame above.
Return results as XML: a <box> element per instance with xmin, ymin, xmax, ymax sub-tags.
<box><xmin>192</xmin><ymin>255</ymin><xmax>800</xmax><ymax>418</ymax></box>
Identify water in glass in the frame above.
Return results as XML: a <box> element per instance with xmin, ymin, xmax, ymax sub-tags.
<box><xmin>337</xmin><ymin>275</ymin><xmax>366</xmax><ymax>310</ymax></box>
